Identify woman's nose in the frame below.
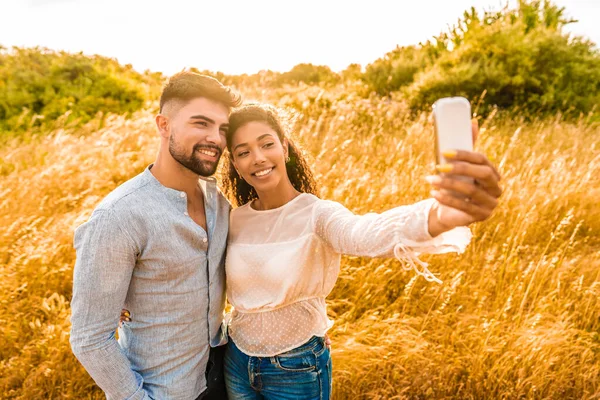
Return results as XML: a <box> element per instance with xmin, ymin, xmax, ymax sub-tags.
<box><xmin>252</xmin><ymin>150</ymin><xmax>267</xmax><ymax>164</ymax></box>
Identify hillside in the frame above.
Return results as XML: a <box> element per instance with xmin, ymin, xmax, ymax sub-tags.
<box><xmin>1</xmin><ymin>85</ymin><xmax>599</xmax><ymax>398</ymax></box>
<box><xmin>1</xmin><ymin>0</ymin><xmax>600</xmax><ymax>398</ymax></box>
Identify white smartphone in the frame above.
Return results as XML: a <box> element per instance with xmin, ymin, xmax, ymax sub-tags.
<box><xmin>432</xmin><ymin>97</ymin><xmax>474</xmax><ymax>190</ymax></box>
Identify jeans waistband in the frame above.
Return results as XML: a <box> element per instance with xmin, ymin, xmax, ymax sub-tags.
<box><xmin>275</xmin><ymin>336</ymin><xmax>324</xmax><ymax>357</ymax></box>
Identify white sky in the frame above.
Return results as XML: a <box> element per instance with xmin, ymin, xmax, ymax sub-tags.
<box><xmin>1</xmin><ymin>0</ymin><xmax>598</xmax><ymax>75</ymax></box>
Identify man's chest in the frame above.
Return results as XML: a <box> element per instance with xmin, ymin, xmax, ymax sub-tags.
<box><xmin>187</xmin><ymin>208</ymin><xmax>207</xmax><ymax>232</ymax></box>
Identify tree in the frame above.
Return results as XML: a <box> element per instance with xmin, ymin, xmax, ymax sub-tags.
<box><xmin>0</xmin><ymin>47</ymin><xmax>153</xmax><ymax>134</ymax></box>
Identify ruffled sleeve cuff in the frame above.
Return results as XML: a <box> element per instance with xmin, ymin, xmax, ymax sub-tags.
<box><xmin>393</xmin><ymin>199</ymin><xmax>472</xmax><ymax>284</ymax></box>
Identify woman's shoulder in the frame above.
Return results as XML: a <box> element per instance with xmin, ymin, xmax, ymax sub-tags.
<box><xmin>228</xmin><ymin>193</ymin><xmax>325</xmax><ymax>243</ymax></box>
<box><xmin>229</xmin><ymin>193</ymin><xmax>330</xmax><ymax>232</ymax></box>
<box><xmin>230</xmin><ymin>201</ymin><xmax>253</xmax><ymax>217</ymax></box>
<box><xmin>231</xmin><ymin>193</ymin><xmax>321</xmax><ymax>215</ymax></box>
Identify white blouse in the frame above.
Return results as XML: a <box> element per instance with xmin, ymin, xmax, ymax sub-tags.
<box><xmin>225</xmin><ymin>193</ymin><xmax>471</xmax><ymax>356</ymax></box>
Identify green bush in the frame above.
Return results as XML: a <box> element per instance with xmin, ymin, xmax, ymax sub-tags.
<box><xmin>192</xmin><ymin>64</ymin><xmax>340</xmax><ymax>92</ymax></box>
<box><xmin>406</xmin><ymin>2</ymin><xmax>600</xmax><ymax>116</ymax></box>
<box><xmin>274</xmin><ymin>63</ymin><xmax>339</xmax><ymax>86</ymax></box>
<box><xmin>0</xmin><ymin>47</ymin><xmax>160</xmax><ymax>135</ymax></box>
<box><xmin>364</xmin><ymin>1</ymin><xmax>600</xmax><ymax>117</ymax></box>
<box><xmin>362</xmin><ymin>43</ymin><xmax>443</xmax><ymax>96</ymax></box>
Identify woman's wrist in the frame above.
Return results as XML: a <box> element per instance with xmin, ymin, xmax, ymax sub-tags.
<box><xmin>427</xmin><ymin>201</ymin><xmax>456</xmax><ymax>237</ymax></box>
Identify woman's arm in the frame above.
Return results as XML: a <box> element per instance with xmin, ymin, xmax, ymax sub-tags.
<box><xmin>313</xmin><ymin>198</ymin><xmax>472</xmax><ymax>283</ymax></box>
<box><xmin>313</xmin><ymin>147</ymin><xmax>502</xmax><ymax>283</ymax></box>
<box><xmin>314</xmin><ymin>121</ymin><xmax>502</xmax><ymax>282</ymax></box>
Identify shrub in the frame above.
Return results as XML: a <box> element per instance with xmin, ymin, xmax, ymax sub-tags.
<box><xmin>405</xmin><ymin>2</ymin><xmax>600</xmax><ymax>116</ymax></box>
<box><xmin>0</xmin><ymin>47</ymin><xmax>159</xmax><ymax>135</ymax></box>
<box><xmin>275</xmin><ymin>63</ymin><xmax>339</xmax><ymax>86</ymax></box>
<box><xmin>363</xmin><ymin>1</ymin><xmax>600</xmax><ymax>117</ymax></box>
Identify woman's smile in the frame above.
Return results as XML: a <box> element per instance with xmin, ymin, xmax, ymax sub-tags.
<box><xmin>252</xmin><ymin>167</ymin><xmax>274</xmax><ymax>178</ymax></box>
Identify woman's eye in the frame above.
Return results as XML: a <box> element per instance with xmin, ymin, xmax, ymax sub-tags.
<box><xmin>263</xmin><ymin>142</ymin><xmax>275</xmax><ymax>148</ymax></box>
<box><xmin>237</xmin><ymin>151</ymin><xmax>249</xmax><ymax>157</ymax></box>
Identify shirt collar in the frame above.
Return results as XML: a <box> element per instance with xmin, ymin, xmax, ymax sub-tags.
<box><xmin>141</xmin><ymin>164</ymin><xmax>216</xmax><ymax>192</ymax></box>
<box><xmin>141</xmin><ymin>164</ymin><xmax>218</xmax><ymax>213</ymax></box>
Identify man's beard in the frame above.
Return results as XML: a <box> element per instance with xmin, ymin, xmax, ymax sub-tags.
<box><xmin>169</xmin><ymin>134</ymin><xmax>221</xmax><ymax>177</ymax></box>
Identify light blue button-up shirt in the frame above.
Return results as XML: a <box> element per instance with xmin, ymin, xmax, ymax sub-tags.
<box><xmin>70</xmin><ymin>165</ymin><xmax>230</xmax><ymax>400</ymax></box>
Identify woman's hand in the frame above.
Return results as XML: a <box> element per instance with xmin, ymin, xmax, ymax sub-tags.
<box><xmin>426</xmin><ymin>121</ymin><xmax>502</xmax><ymax>236</ymax></box>
<box><xmin>119</xmin><ymin>309</ymin><xmax>131</xmax><ymax>327</ymax></box>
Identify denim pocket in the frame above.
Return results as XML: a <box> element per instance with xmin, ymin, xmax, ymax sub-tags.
<box><xmin>311</xmin><ymin>337</ymin><xmax>327</xmax><ymax>357</ymax></box>
<box><xmin>274</xmin><ymin>353</ymin><xmax>316</xmax><ymax>372</ymax></box>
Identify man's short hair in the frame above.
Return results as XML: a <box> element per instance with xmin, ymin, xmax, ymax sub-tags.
<box><xmin>159</xmin><ymin>71</ymin><xmax>242</xmax><ymax>114</ymax></box>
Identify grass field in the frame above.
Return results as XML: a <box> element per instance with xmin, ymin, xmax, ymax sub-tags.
<box><xmin>1</xmin><ymin>86</ymin><xmax>599</xmax><ymax>399</ymax></box>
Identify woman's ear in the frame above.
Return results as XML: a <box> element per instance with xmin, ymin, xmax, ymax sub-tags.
<box><xmin>230</xmin><ymin>158</ymin><xmax>241</xmax><ymax>176</ymax></box>
<box><xmin>283</xmin><ymin>138</ymin><xmax>290</xmax><ymax>158</ymax></box>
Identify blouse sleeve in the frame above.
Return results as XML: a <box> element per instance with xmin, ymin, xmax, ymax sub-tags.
<box><xmin>312</xmin><ymin>198</ymin><xmax>472</xmax><ymax>284</ymax></box>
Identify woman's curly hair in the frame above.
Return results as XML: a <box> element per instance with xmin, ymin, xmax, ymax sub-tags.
<box><xmin>222</xmin><ymin>103</ymin><xmax>319</xmax><ymax>207</ymax></box>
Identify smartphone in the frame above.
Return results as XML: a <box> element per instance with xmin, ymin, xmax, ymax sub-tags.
<box><xmin>432</xmin><ymin>97</ymin><xmax>474</xmax><ymax>190</ymax></box>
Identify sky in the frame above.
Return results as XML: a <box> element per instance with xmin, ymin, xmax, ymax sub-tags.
<box><xmin>1</xmin><ymin>0</ymin><xmax>598</xmax><ymax>75</ymax></box>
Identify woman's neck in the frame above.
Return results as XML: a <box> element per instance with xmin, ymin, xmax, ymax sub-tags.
<box><xmin>253</xmin><ymin>181</ymin><xmax>300</xmax><ymax>211</ymax></box>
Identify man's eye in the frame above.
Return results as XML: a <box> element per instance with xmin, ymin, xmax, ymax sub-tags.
<box><xmin>195</xmin><ymin>121</ymin><xmax>208</xmax><ymax>127</ymax></box>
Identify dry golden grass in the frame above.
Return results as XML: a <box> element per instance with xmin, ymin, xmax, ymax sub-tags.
<box><xmin>1</xmin><ymin>87</ymin><xmax>599</xmax><ymax>399</ymax></box>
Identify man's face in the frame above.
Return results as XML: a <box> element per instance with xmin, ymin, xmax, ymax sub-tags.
<box><xmin>167</xmin><ymin>97</ymin><xmax>229</xmax><ymax>177</ymax></box>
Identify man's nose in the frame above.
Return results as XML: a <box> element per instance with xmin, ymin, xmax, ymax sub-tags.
<box><xmin>205</xmin><ymin>127</ymin><xmax>223</xmax><ymax>146</ymax></box>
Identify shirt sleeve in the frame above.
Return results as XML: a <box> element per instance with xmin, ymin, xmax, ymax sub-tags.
<box><xmin>70</xmin><ymin>209</ymin><xmax>150</xmax><ymax>400</ymax></box>
<box><xmin>312</xmin><ymin>198</ymin><xmax>472</xmax><ymax>284</ymax></box>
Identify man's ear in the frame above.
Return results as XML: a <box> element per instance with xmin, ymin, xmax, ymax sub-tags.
<box><xmin>156</xmin><ymin>114</ymin><xmax>170</xmax><ymax>138</ymax></box>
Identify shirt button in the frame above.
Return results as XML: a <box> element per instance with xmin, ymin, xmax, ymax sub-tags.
<box><xmin>180</xmin><ymin>192</ymin><xmax>186</xmax><ymax>198</ymax></box>
<box><xmin>184</xmin><ymin>211</ymin><xmax>189</xmax><ymax>216</ymax></box>
<box><xmin>202</xmin><ymin>238</ymin><xmax>208</xmax><ymax>243</ymax></box>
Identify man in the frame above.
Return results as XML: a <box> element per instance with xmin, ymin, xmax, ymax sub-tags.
<box><xmin>70</xmin><ymin>71</ymin><xmax>241</xmax><ymax>400</ymax></box>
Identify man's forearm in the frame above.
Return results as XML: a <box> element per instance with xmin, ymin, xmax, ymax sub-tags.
<box><xmin>71</xmin><ymin>209</ymin><xmax>147</xmax><ymax>399</ymax></box>
<box><xmin>70</xmin><ymin>330</ymin><xmax>149</xmax><ymax>400</ymax></box>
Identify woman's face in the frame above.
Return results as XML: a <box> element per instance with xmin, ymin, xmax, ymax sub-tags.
<box><xmin>230</xmin><ymin>121</ymin><xmax>289</xmax><ymax>193</ymax></box>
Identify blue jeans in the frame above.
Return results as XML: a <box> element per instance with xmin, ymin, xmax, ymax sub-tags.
<box><xmin>224</xmin><ymin>336</ymin><xmax>332</xmax><ymax>400</ymax></box>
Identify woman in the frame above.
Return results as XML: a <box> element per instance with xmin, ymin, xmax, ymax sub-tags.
<box><xmin>220</xmin><ymin>103</ymin><xmax>501</xmax><ymax>399</ymax></box>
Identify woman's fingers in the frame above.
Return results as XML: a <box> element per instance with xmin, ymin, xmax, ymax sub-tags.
<box><xmin>441</xmin><ymin>150</ymin><xmax>501</xmax><ymax>182</ymax></box>
<box><xmin>431</xmin><ymin>147</ymin><xmax>502</xmax><ymax>224</ymax></box>
<box><xmin>430</xmin><ymin>189</ymin><xmax>492</xmax><ymax>222</ymax></box>
<box><xmin>471</xmin><ymin>119</ymin><xmax>479</xmax><ymax>144</ymax></box>
<box><xmin>426</xmin><ymin>175</ymin><xmax>499</xmax><ymax>210</ymax></box>
<box><xmin>436</xmin><ymin>161</ymin><xmax>502</xmax><ymax>198</ymax></box>
<box><xmin>119</xmin><ymin>308</ymin><xmax>131</xmax><ymax>326</ymax></box>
